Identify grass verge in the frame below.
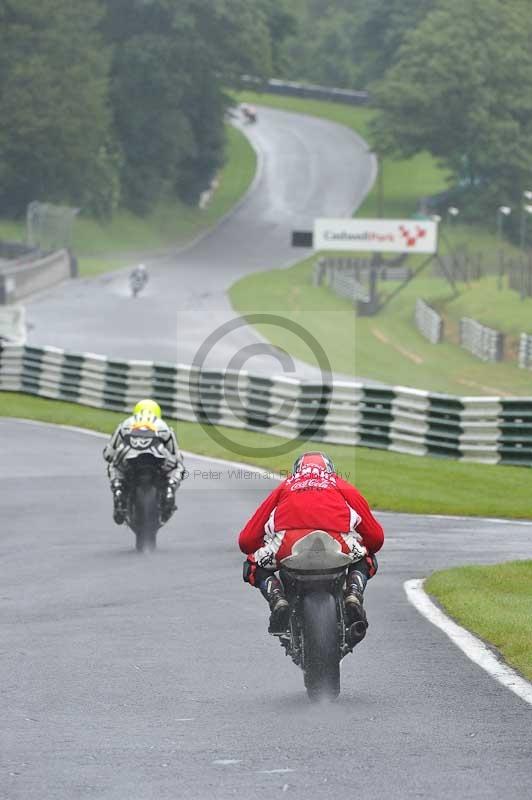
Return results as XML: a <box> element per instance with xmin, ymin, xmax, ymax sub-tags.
<box><xmin>426</xmin><ymin>562</ymin><xmax>532</xmax><ymax>681</ymax></box>
<box><xmin>230</xmin><ymin>256</ymin><xmax>532</xmax><ymax>395</ymax></box>
<box><xmin>0</xmin><ymin>124</ymin><xmax>256</xmax><ymax>278</ymax></box>
<box><xmin>1</xmin><ymin>391</ymin><xmax>532</xmax><ymax>519</ymax></box>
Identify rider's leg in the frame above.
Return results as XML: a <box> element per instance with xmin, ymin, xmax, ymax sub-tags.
<box><xmin>259</xmin><ymin>573</ymin><xmax>289</xmax><ymax>633</ymax></box>
<box><xmin>108</xmin><ymin>465</ymin><xmax>127</xmax><ymax>525</ymax></box>
<box><xmin>161</xmin><ymin>477</ymin><xmax>179</xmax><ymax>522</ymax></box>
<box><xmin>345</xmin><ymin>554</ymin><xmax>378</xmax><ymax>631</ymax></box>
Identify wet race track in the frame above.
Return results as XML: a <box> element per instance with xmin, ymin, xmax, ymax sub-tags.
<box><xmin>25</xmin><ymin>107</ymin><xmax>375</xmax><ymax>376</ymax></box>
<box><xmin>1</xmin><ymin>421</ymin><xmax>531</xmax><ymax>800</ymax></box>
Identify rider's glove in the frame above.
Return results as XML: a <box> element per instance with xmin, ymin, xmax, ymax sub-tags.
<box><xmin>243</xmin><ymin>555</ymin><xmax>258</xmax><ymax>585</ymax></box>
<box><xmin>242</xmin><ymin>555</ymin><xmax>272</xmax><ymax>587</ymax></box>
<box><xmin>343</xmin><ymin>532</ymin><xmax>367</xmax><ymax>562</ymax></box>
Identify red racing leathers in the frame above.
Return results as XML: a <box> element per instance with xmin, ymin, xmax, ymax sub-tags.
<box><xmin>238</xmin><ymin>466</ymin><xmax>384</xmax><ymax>574</ymax></box>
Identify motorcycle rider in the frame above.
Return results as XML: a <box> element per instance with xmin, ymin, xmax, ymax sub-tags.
<box><xmin>129</xmin><ymin>263</ymin><xmax>148</xmax><ymax>296</ymax></box>
<box><xmin>103</xmin><ymin>399</ymin><xmax>185</xmax><ymax>525</ymax></box>
<box><xmin>238</xmin><ymin>452</ymin><xmax>384</xmax><ymax>637</ymax></box>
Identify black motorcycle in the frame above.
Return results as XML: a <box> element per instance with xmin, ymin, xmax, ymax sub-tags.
<box><xmin>274</xmin><ymin>530</ymin><xmax>366</xmax><ymax>701</ymax></box>
<box><xmin>120</xmin><ymin>428</ymin><xmax>170</xmax><ymax>552</ymax></box>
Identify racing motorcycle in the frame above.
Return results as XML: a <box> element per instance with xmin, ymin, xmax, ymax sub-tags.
<box><xmin>129</xmin><ymin>264</ymin><xmax>148</xmax><ymax>298</ymax></box>
<box><xmin>274</xmin><ymin>530</ymin><xmax>367</xmax><ymax>701</ymax></box>
<box><xmin>241</xmin><ymin>103</ymin><xmax>257</xmax><ymax>124</ymax></box>
<box><xmin>120</xmin><ymin>427</ymin><xmax>172</xmax><ymax>552</ymax></box>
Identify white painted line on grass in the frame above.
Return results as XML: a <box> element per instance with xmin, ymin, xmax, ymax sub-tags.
<box><xmin>404</xmin><ymin>578</ymin><xmax>532</xmax><ymax>706</ymax></box>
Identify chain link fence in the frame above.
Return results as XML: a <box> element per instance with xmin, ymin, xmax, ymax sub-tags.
<box><xmin>26</xmin><ymin>202</ymin><xmax>79</xmax><ymax>254</ymax></box>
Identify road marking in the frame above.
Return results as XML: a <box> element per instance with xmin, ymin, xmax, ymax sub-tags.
<box><xmin>258</xmin><ymin>769</ymin><xmax>294</xmax><ymax>774</ymax></box>
<box><xmin>213</xmin><ymin>759</ymin><xmax>241</xmax><ymax>766</ymax></box>
<box><xmin>371</xmin><ymin>327</ymin><xmax>424</xmax><ymax>364</ymax></box>
<box><xmin>4</xmin><ymin>418</ymin><xmax>531</xmax><ymax>526</ymax></box>
<box><xmin>404</xmin><ymin>578</ymin><xmax>532</xmax><ymax>706</ymax></box>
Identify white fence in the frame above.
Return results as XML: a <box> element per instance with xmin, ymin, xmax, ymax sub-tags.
<box><xmin>519</xmin><ymin>333</ymin><xmax>532</xmax><ymax>369</ymax></box>
<box><xmin>459</xmin><ymin>317</ymin><xmax>504</xmax><ymax>362</ymax></box>
<box><xmin>415</xmin><ymin>299</ymin><xmax>444</xmax><ymax>344</ymax></box>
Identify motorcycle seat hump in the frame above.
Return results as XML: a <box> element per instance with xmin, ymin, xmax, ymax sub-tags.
<box><xmin>279</xmin><ymin>529</ymin><xmax>352</xmax><ymax>570</ymax></box>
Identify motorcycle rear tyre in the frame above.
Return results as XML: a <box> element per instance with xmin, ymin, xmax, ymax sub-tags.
<box><xmin>302</xmin><ymin>592</ymin><xmax>340</xmax><ymax>701</ymax></box>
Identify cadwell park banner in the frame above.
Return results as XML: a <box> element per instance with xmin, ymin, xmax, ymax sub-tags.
<box><xmin>314</xmin><ymin>218</ymin><xmax>439</xmax><ymax>254</ymax></box>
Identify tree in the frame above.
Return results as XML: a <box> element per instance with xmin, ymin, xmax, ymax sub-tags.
<box><xmin>0</xmin><ymin>0</ymin><xmax>118</xmax><ymax>217</ymax></box>
<box><xmin>104</xmin><ymin>0</ymin><xmax>273</xmax><ymax>212</ymax></box>
<box><xmin>372</xmin><ymin>0</ymin><xmax>532</xmax><ymax>217</ymax></box>
<box><xmin>279</xmin><ymin>0</ymin><xmax>435</xmax><ymax>88</ymax></box>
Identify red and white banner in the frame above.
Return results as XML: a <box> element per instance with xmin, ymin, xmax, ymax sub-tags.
<box><xmin>314</xmin><ymin>218</ymin><xmax>439</xmax><ymax>254</ymax></box>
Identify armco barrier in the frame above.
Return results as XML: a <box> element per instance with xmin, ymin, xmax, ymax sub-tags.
<box><xmin>0</xmin><ymin>250</ymin><xmax>72</xmax><ymax>304</ymax></box>
<box><xmin>2</xmin><ymin>343</ymin><xmax>532</xmax><ymax>467</ymax></box>
<box><xmin>415</xmin><ymin>299</ymin><xmax>443</xmax><ymax>344</ymax></box>
<box><xmin>459</xmin><ymin>317</ymin><xmax>504</xmax><ymax>362</ymax></box>
<box><xmin>240</xmin><ymin>75</ymin><xmax>369</xmax><ymax>106</ymax></box>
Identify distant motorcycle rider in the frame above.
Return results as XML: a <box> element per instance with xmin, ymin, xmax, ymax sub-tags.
<box><xmin>103</xmin><ymin>399</ymin><xmax>185</xmax><ymax>525</ymax></box>
<box><xmin>238</xmin><ymin>452</ymin><xmax>384</xmax><ymax>637</ymax></box>
<box><xmin>130</xmin><ymin>263</ymin><xmax>148</xmax><ymax>297</ymax></box>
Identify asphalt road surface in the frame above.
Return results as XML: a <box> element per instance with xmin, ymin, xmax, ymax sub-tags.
<box><xmin>26</xmin><ymin>107</ymin><xmax>375</xmax><ymax>377</ymax></box>
<box><xmin>2</xmin><ymin>420</ymin><xmax>531</xmax><ymax>800</ymax></box>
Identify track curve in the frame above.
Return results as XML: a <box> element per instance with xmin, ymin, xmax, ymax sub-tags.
<box><xmin>25</xmin><ymin>107</ymin><xmax>375</xmax><ymax>376</ymax></box>
<box><xmin>2</xmin><ymin>420</ymin><xmax>531</xmax><ymax>800</ymax></box>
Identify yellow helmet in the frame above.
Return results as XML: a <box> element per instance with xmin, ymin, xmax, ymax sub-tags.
<box><xmin>133</xmin><ymin>399</ymin><xmax>161</xmax><ymax>422</ymax></box>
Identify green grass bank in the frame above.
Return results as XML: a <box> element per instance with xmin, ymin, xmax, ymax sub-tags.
<box><xmin>426</xmin><ymin>561</ymin><xmax>532</xmax><ymax>681</ymax></box>
<box><xmin>2</xmin><ymin>391</ymin><xmax>532</xmax><ymax>519</ymax></box>
<box><xmin>230</xmin><ymin>256</ymin><xmax>532</xmax><ymax>396</ymax></box>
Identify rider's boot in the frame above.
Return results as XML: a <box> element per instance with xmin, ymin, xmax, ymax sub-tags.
<box><xmin>344</xmin><ymin>566</ymin><xmax>368</xmax><ymax>643</ymax></box>
<box><xmin>260</xmin><ymin>575</ymin><xmax>289</xmax><ymax>633</ymax></box>
<box><xmin>161</xmin><ymin>479</ymin><xmax>178</xmax><ymax>523</ymax></box>
<box><xmin>111</xmin><ymin>479</ymin><xmax>127</xmax><ymax>525</ymax></box>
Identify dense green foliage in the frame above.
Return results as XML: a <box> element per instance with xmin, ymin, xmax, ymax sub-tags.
<box><xmin>281</xmin><ymin>0</ymin><xmax>435</xmax><ymax>87</ymax></box>
<box><xmin>0</xmin><ymin>0</ymin><xmax>289</xmax><ymax>219</ymax></box>
<box><xmin>0</xmin><ymin>0</ymin><xmax>116</xmax><ymax>217</ymax></box>
<box><xmin>372</xmin><ymin>0</ymin><xmax>532</xmax><ymax>225</ymax></box>
<box><xmin>282</xmin><ymin>1</ymin><xmax>532</xmax><ymax>229</ymax></box>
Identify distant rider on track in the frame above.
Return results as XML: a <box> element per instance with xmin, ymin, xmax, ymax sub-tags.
<box><xmin>238</xmin><ymin>451</ymin><xmax>384</xmax><ymax>636</ymax></box>
<box><xmin>103</xmin><ymin>399</ymin><xmax>185</xmax><ymax>525</ymax></box>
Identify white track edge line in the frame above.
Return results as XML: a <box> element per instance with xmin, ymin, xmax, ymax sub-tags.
<box><xmin>404</xmin><ymin>578</ymin><xmax>532</xmax><ymax>706</ymax></box>
<box><xmin>3</xmin><ymin>418</ymin><xmax>283</xmax><ymax>479</ymax></box>
<box><xmin>3</xmin><ymin>418</ymin><xmax>531</xmax><ymax>524</ymax></box>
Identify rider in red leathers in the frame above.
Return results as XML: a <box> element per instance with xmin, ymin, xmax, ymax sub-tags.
<box><xmin>239</xmin><ymin>452</ymin><xmax>384</xmax><ymax>638</ymax></box>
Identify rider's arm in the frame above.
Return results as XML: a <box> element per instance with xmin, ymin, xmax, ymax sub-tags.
<box><xmin>169</xmin><ymin>428</ymin><xmax>186</xmax><ymax>480</ymax></box>
<box><xmin>103</xmin><ymin>423</ymin><xmax>124</xmax><ymax>463</ymax></box>
<box><xmin>160</xmin><ymin>424</ymin><xmax>185</xmax><ymax>481</ymax></box>
<box><xmin>238</xmin><ymin>483</ymin><xmax>285</xmax><ymax>554</ymax></box>
<box><xmin>336</xmin><ymin>478</ymin><xmax>384</xmax><ymax>553</ymax></box>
